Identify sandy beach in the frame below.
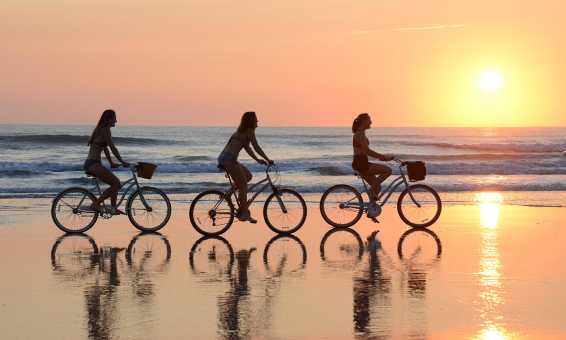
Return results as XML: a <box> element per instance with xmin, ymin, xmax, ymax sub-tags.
<box><xmin>1</xmin><ymin>196</ymin><xmax>566</xmax><ymax>339</ymax></box>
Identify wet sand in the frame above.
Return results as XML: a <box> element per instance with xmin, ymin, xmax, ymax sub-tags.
<box><xmin>1</xmin><ymin>197</ymin><xmax>566</xmax><ymax>339</ymax></box>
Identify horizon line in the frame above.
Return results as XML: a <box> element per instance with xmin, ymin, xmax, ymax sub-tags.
<box><xmin>1</xmin><ymin>123</ymin><xmax>565</xmax><ymax>129</ymax></box>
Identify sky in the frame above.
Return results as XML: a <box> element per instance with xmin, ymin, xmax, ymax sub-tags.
<box><xmin>2</xmin><ymin>0</ymin><xmax>565</xmax><ymax>127</ymax></box>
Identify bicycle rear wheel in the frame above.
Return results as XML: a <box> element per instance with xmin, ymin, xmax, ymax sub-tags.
<box><xmin>397</xmin><ymin>184</ymin><xmax>442</xmax><ymax>228</ymax></box>
<box><xmin>189</xmin><ymin>190</ymin><xmax>235</xmax><ymax>236</ymax></box>
<box><xmin>263</xmin><ymin>188</ymin><xmax>307</xmax><ymax>234</ymax></box>
<box><xmin>51</xmin><ymin>187</ymin><xmax>98</xmax><ymax>233</ymax></box>
<box><xmin>127</xmin><ymin>186</ymin><xmax>172</xmax><ymax>232</ymax></box>
<box><xmin>319</xmin><ymin>184</ymin><xmax>363</xmax><ymax>228</ymax></box>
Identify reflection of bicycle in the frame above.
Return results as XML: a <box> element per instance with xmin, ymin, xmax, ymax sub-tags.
<box><xmin>397</xmin><ymin>228</ymin><xmax>442</xmax><ymax>261</ymax></box>
<box><xmin>320</xmin><ymin>228</ymin><xmax>364</xmax><ymax>266</ymax></box>
<box><xmin>320</xmin><ymin>159</ymin><xmax>442</xmax><ymax>228</ymax></box>
<box><xmin>125</xmin><ymin>232</ymin><xmax>172</xmax><ymax>271</ymax></box>
<box><xmin>263</xmin><ymin>234</ymin><xmax>307</xmax><ymax>275</ymax></box>
<box><xmin>189</xmin><ymin>236</ymin><xmax>235</xmax><ymax>280</ymax></box>
<box><xmin>50</xmin><ymin>233</ymin><xmax>99</xmax><ymax>277</ymax></box>
<box><xmin>51</xmin><ymin>163</ymin><xmax>172</xmax><ymax>233</ymax></box>
<box><xmin>189</xmin><ymin>164</ymin><xmax>307</xmax><ymax>236</ymax></box>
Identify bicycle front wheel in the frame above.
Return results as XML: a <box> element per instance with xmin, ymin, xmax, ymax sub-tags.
<box><xmin>320</xmin><ymin>184</ymin><xmax>363</xmax><ymax>228</ymax></box>
<box><xmin>127</xmin><ymin>186</ymin><xmax>172</xmax><ymax>232</ymax></box>
<box><xmin>51</xmin><ymin>187</ymin><xmax>98</xmax><ymax>233</ymax></box>
<box><xmin>189</xmin><ymin>190</ymin><xmax>235</xmax><ymax>236</ymax></box>
<box><xmin>397</xmin><ymin>184</ymin><xmax>442</xmax><ymax>228</ymax></box>
<box><xmin>263</xmin><ymin>188</ymin><xmax>307</xmax><ymax>234</ymax></box>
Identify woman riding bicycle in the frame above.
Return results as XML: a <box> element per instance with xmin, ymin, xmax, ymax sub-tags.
<box><xmin>84</xmin><ymin>109</ymin><xmax>129</xmax><ymax>214</ymax></box>
<box><xmin>218</xmin><ymin>111</ymin><xmax>273</xmax><ymax>223</ymax></box>
<box><xmin>352</xmin><ymin>113</ymin><xmax>394</xmax><ymax>217</ymax></box>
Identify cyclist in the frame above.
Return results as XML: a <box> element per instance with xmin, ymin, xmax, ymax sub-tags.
<box><xmin>351</xmin><ymin>113</ymin><xmax>394</xmax><ymax>217</ymax></box>
<box><xmin>218</xmin><ymin>111</ymin><xmax>273</xmax><ymax>223</ymax></box>
<box><xmin>84</xmin><ymin>109</ymin><xmax>129</xmax><ymax>214</ymax></box>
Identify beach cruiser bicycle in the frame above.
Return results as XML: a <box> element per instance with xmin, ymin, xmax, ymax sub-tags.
<box><xmin>51</xmin><ymin>162</ymin><xmax>172</xmax><ymax>233</ymax></box>
<box><xmin>189</xmin><ymin>163</ymin><xmax>307</xmax><ymax>236</ymax></box>
<box><xmin>319</xmin><ymin>159</ymin><xmax>441</xmax><ymax>228</ymax></box>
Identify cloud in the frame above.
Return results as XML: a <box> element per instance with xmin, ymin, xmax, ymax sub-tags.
<box><xmin>353</xmin><ymin>24</ymin><xmax>465</xmax><ymax>35</ymax></box>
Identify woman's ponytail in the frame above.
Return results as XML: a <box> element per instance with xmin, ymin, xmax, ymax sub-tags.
<box><xmin>352</xmin><ymin>113</ymin><xmax>369</xmax><ymax>133</ymax></box>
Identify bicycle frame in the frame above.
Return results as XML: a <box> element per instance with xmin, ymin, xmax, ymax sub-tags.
<box><xmin>223</xmin><ymin>164</ymin><xmax>279</xmax><ymax>208</ymax></box>
<box><xmin>358</xmin><ymin>162</ymin><xmax>421</xmax><ymax>207</ymax></box>
<box><xmin>88</xmin><ymin>166</ymin><xmax>149</xmax><ymax>210</ymax></box>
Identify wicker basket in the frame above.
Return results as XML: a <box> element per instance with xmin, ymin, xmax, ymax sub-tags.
<box><xmin>137</xmin><ymin>162</ymin><xmax>157</xmax><ymax>179</ymax></box>
<box><xmin>407</xmin><ymin>161</ymin><xmax>426</xmax><ymax>182</ymax></box>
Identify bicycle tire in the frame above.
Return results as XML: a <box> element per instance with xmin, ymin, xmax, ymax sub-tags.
<box><xmin>263</xmin><ymin>188</ymin><xmax>307</xmax><ymax>234</ymax></box>
<box><xmin>189</xmin><ymin>190</ymin><xmax>235</xmax><ymax>236</ymax></box>
<box><xmin>320</xmin><ymin>184</ymin><xmax>363</xmax><ymax>228</ymax></box>
<box><xmin>51</xmin><ymin>187</ymin><xmax>98</xmax><ymax>233</ymax></box>
<box><xmin>397</xmin><ymin>184</ymin><xmax>442</xmax><ymax>228</ymax></box>
<box><xmin>127</xmin><ymin>186</ymin><xmax>172</xmax><ymax>232</ymax></box>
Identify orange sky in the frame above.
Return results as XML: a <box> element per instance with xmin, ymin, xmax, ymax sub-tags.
<box><xmin>1</xmin><ymin>0</ymin><xmax>565</xmax><ymax>127</ymax></box>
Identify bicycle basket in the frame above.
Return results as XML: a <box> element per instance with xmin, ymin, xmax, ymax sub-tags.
<box><xmin>407</xmin><ymin>161</ymin><xmax>426</xmax><ymax>182</ymax></box>
<box><xmin>137</xmin><ymin>162</ymin><xmax>157</xmax><ymax>179</ymax></box>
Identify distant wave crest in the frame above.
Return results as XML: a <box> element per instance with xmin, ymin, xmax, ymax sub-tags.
<box><xmin>0</xmin><ymin>134</ymin><xmax>176</xmax><ymax>146</ymax></box>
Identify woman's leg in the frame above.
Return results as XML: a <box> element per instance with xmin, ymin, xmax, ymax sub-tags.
<box><xmin>363</xmin><ymin>163</ymin><xmax>392</xmax><ymax>199</ymax></box>
<box><xmin>88</xmin><ymin>163</ymin><xmax>121</xmax><ymax>211</ymax></box>
<box><xmin>222</xmin><ymin>161</ymin><xmax>250</xmax><ymax>214</ymax></box>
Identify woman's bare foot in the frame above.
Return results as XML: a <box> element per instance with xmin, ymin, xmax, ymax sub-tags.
<box><xmin>110</xmin><ymin>206</ymin><xmax>125</xmax><ymax>215</ymax></box>
<box><xmin>237</xmin><ymin>209</ymin><xmax>257</xmax><ymax>224</ymax></box>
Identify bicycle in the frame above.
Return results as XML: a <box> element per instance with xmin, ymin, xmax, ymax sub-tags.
<box><xmin>51</xmin><ymin>162</ymin><xmax>172</xmax><ymax>233</ymax></box>
<box><xmin>319</xmin><ymin>159</ymin><xmax>441</xmax><ymax>228</ymax></box>
<box><xmin>189</xmin><ymin>163</ymin><xmax>307</xmax><ymax>236</ymax></box>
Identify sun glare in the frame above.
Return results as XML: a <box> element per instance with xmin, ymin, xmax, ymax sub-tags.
<box><xmin>478</xmin><ymin>70</ymin><xmax>503</xmax><ymax>92</ymax></box>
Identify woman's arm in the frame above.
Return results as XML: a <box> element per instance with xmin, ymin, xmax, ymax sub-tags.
<box><xmin>104</xmin><ymin>128</ymin><xmax>128</xmax><ymax>165</ymax></box>
<box><xmin>355</xmin><ymin>134</ymin><xmax>392</xmax><ymax>161</ymax></box>
<box><xmin>244</xmin><ymin>143</ymin><xmax>264</xmax><ymax>164</ymax></box>
<box><xmin>368</xmin><ymin>148</ymin><xmax>394</xmax><ymax>161</ymax></box>
<box><xmin>250</xmin><ymin>132</ymin><xmax>272</xmax><ymax>163</ymax></box>
<box><xmin>103</xmin><ymin>147</ymin><xmax>119</xmax><ymax>167</ymax></box>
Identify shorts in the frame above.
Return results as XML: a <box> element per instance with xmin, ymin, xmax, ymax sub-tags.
<box><xmin>218</xmin><ymin>152</ymin><xmax>238</xmax><ymax>167</ymax></box>
<box><xmin>83</xmin><ymin>159</ymin><xmax>101</xmax><ymax>172</ymax></box>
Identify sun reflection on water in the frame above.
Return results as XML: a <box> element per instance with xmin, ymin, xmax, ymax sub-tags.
<box><xmin>474</xmin><ymin>192</ymin><xmax>511</xmax><ymax>339</ymax></box>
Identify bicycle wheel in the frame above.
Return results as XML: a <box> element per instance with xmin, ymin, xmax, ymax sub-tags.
<box><xmin>397</xmin><ymin>184</ymin><xmax>442</xmax><ymax>228</ymax></box>
<box><xmin>127</xmin><ymin>186</ymin><xmax>172</xmax><ymax>232</ymax></box>
<box><xmin>51</xmin><ymin>187</ymin><xmax>98</xmax><ymax>233</ymax></box>
<box><xmin>263</xmin><ymin>188</ymin><xmax>307</xmax><ymax>234</ymax></box>
<box><xmin>189</xmin><ymin>190</ymin><xmax>235</xmax><ymax>236</ymax></box>
<box><xmin>189</xmin><ymin>236</ymin><xmax>235</xmax><ymax>280</ymax></box>
<box><xmin>126</xmin><ymin>232</ymin><xmax>171</xmax><ymax>272</ymax></box>
<box><xmin>320</xmin><ymin>184</ymin><xmax>363</xmax><ymax>228</ymax></box>
<box><xmin>263</xmin><ymin>234</ymin><xmax>307</xmax><ymax>275</ymax></box>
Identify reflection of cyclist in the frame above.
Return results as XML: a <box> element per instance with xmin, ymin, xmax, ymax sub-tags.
<box><xmin>218</xmin><ymin>111</ymin><xmax>273</xmax><ymax>223</ymax></box>
<box><xmin>352</xmin><ymin>113</ymin><xmax>394</xmax><ymax>218</ymax></box>
<box><xmin>85</xmin><ymin>109</ymin><xmax>129</xmax><ymax>214</ymax></box>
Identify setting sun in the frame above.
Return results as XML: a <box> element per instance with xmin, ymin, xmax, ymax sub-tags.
<box><xmin>478</xmin><ymin>70</ymin><xmax>503</xmax><ymax>92</ymax></box>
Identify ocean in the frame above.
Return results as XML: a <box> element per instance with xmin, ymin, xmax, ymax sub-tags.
<box><xmin>1</xmin><ymin>125</ymin><xmax>565</xmax><ymax>206</ymax></box>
